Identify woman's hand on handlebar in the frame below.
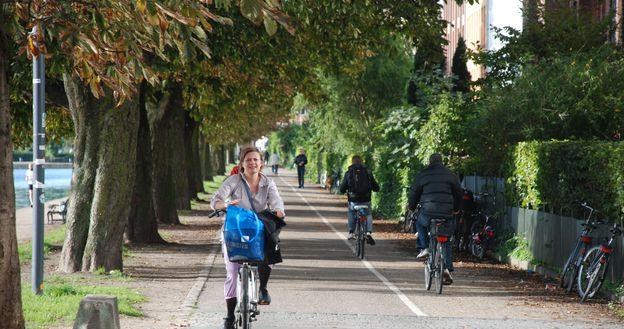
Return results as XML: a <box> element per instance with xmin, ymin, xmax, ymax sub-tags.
<box><xmin>275</xmin><ymin>210</ymin><xmax>285</xmax><ymax>218</ymax></box>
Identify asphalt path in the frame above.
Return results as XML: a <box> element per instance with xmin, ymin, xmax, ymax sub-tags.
<box><xmin>190</xmin><ymin>171</ymin><xmax>621</xmax><ymax>329</ymax></box>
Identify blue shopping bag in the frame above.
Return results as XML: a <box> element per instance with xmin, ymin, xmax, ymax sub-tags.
<box><xmin>223</xmin><ymin>205</ymin><xmax>265</xmax><ymax>263</ymax></box>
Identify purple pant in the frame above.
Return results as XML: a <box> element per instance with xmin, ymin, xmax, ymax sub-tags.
<box><xmin>223</xmin><ymin>241</ymin><xmax>240</xmax><ymax>299</ymax></box>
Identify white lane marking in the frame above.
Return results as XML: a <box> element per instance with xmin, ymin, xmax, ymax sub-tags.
<box><xmin>277</xmin><ymin>175</ymin><xmax>428</xmax><ymax>317</ymax></box>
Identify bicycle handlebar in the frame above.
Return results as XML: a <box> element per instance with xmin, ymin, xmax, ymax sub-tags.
<box><xmin>209</xmin><ymin>209</ymin><xmax>226</xmax><ymax>218</ymax></box>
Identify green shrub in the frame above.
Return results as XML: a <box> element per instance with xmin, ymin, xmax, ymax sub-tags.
<box><xmin>509</xmin><ymin>140</ymin><xmax>624</xmax><ymax>222</ymax></box>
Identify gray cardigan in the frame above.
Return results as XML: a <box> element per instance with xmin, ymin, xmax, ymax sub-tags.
<box><xmin>210</xmin><ymin>173</ymin><xmax>285</xmax><ymax>214</ymax></box>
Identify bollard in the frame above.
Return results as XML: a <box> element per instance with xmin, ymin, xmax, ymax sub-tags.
<box><xmin>73</xmin><ymin>295</ymin><xmax>121</xmax><ymax>329</ymax></box>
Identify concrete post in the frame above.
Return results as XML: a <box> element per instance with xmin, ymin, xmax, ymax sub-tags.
<box><xmin>73</xmin><ymin>295</ymin><xmax>121</xmax><ymax>329</ymax></box>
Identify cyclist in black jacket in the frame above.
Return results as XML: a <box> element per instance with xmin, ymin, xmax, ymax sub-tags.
<box><xmin>408</xmin><ymin>153</ymin><xmax>462</xmax><ymax>285</ymax></box>
<box><xmin>339</xmin><ymin>155</ymin><xmax>380</xmax><ymax>245</ymax></box>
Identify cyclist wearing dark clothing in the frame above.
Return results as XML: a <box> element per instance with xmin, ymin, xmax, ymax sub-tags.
<box><xmin>408</xmin><ymin>153</ymin><xmax>463</xmax><ymax>284</ymax></box>
<box><xmin>339</xmin><ymin>155</ymin><xmax>380</xmax><ymax>245</ymax></box>
<box><xmin>294</xmin><ymin>149</ymin><xmax>308</xmax><ymax>188</ymax></box>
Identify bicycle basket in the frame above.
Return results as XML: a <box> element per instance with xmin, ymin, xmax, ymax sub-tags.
<box><xmin>223</xmin><ymin>205</ymin><xmax>265</xmax><ymax>263</ymax></box>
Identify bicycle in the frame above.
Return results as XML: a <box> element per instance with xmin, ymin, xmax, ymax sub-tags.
<box><xmin>577</xmin><ymin>222</ymin><xmax>622</xmax><ymax>302</ymax></box>
<box><xmin>424</xmin><ymin>217</ymin><xmax>449</xmax><ymax>294</ymax></box>
<box><xmin>467</xmin><ymin>193</ymin><xmax>495</xmax><ymax>259</ymax></box>
<box><xmin>560</xmin><ymin>202</ymin><xmax>602</xmax><ymax>293</ymax></box>
<box><xmin>399</xmin><ymin>188</ymin><xmax>418</xmax><ymax>233</ymax></box>
<box><xmin>329</xmin><ymin>169</ymin><xmax>342</xmax><ymax>195</ymax></box>
<box><xmin>353</xmin><ymin>204</ymin><xmax>369</xmax><ymax>259</ymax></box>
<box><xmin>210</xmin><ymin>209</ymin><xmax>261</xmax><ymax>329</ymax></box>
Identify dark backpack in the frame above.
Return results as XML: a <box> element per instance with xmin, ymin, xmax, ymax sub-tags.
<box><xmin>348</xmin><ymin>167</ymin><xmax>372</xmax><ymax>197</ymax></box>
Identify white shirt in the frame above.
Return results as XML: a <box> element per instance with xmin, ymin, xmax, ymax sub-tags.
<box><xmin>25</xmin><ymin>169</ymin><xmax>34</xmax><ymax>185</ymax></box>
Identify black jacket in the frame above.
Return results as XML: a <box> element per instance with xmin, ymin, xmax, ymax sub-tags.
<box><xmin>339</xmin><ymin>164</ymin><xmax>380</xmax><ymax>202</ymax></box>
<box><xmin>294</xmin><ymin>154</ymin><xmax>308</xmax><ymax>167</ymax></box>
<box><xmin>408</xmin><ymin>162</ymin><xmax>462</xmax><ymax>218</ymax></box>
<box><xmin>257</xmin><ymin>210</ymin><xmax>286</xmax><ymax>265</ymax></box>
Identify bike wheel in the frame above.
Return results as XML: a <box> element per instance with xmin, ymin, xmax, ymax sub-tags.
<box><xmin>560</xmin><ymin>241</ymin><xmax>582</xmax><ymax>291</ymax></box>
<box><xmin>435</xmin><ymin>241</ymin><xmax>444</xmax><ymax>294</ymax></box>
<box><xmin>577</xmin><ymin>246</ymin><xmax>608</xmax><ymax>302</ymax></box>
<box><xmin>354</xmin><ymin>222</ymin><xmax>361</xmax><ymax>257</ymax></box>
<box><xmin>402</xmin><ymin>209</ymin><xmax>413</xmax><ymax>233</ymax></box>
<box><xmin>238</xmin><ymin>268</ymin><xmax>252</xmax><ymax>329</ymax></box>
<box><xmin>424</xmin><ymin>258</ymin><xmax>432</xmax><ymax>291</ymax></box>
<box><xmin>470</xmin><ymin>237</ymin><xmax>485</xmax><ymax>259</ymax></box>
<box><xmin>358</xmin><ymin>223</ymin><xmax>366</xmax><ymax>259</ymax></box>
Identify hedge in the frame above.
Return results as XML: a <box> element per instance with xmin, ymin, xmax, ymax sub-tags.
<box><xmin>509</xmin><ymin>140</ymin><xmax>624</xmax><ymax>222</ymax></box>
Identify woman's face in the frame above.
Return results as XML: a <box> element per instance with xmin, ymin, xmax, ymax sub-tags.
<box><xmin>243</xmin><ymin>152</ymin><xmax>262</xmax><ymax>175</ymax></box>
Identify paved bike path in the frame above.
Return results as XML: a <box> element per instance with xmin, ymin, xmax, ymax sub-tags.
<box><xmin>189</xmin><ymin>171</ymin><xmax>621</xmax><ymax>329</ymax></box>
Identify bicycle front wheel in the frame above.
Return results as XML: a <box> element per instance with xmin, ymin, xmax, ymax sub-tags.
<box><xmin>402</xmin><ymin>209</ymin><xmax>413</xmax><ymax>233</ymax></box>
<box><xmin>577</xmin><ymin>246</ymin><xmax>608</xmax><ymax>302</ymax></box>
<box><xmin>424</xmin><ymin>258</ymin><xmax>432</xmax><ymax>290</ymax></box>
<box><xmin>238</xmin><ymin>268</ymin><xmax>252</xmax><ymax>329</ymax></box>
<box><xmin>435</xmin><ymin>241</ymin><xmax>445</xmax><ymax>294</ymax></box>
<box><xmin>560</xmin><ymin>240</ymin><xmax>582</xmax><ymax>291</ymax></box>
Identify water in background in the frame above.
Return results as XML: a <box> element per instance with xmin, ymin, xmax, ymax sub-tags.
<box><xmin>13</xmin><ymin>168</ymin><xmax>72</xmax><ymax>209</ymax></box>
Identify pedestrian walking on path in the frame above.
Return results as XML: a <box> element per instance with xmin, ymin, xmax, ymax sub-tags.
<box><xmin>25</xmin><ymin>162</ymin><xmax>34</xmax><ymax>207</ymax></box>
<box><xmin>211</xmin><ymin>146</ymin><xmax>286</xmax><ymax>329</ymax></box>
<box><xmin>269</xmin><ymin>152</ymin><xmax>280</xmax><ymax>174</ymax></box>
<box><xmin>294</xmin><ymin>149</ymin><xmax>307</xmax><ymax>188</ymax></box>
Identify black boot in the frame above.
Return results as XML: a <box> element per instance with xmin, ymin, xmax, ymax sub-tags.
<box><xmin>222</xmin><ymin>297</ymin><xmax>237</xmax><ymax>328</ymax></box>
<box><xmin>222</xmin><ymin>317</ymin><xmax>235</xmax><ymax>329</ymax></box>
<box><xmin>258</xmin><ymin>264</ymin><xmax>272</xmax><ymax>305</ymax></box>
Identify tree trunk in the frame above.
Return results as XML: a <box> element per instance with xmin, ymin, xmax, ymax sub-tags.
<box><xmin>202</xmin><ymin>143</ymin><xmax>214</xmax><ymax>181</ymax></box>
<box><xmin>149</xmin><ymin>84</ymin><xmax>180</xmax><ymax>225</ymax></box>
<box><xmin>126</xmin><ymin>82</ymin><xmax>164</xmax><ymax>243</ymax></box>
<box><xmin>184</xmin><ymin>114</ymin><xmax>204</xmax><ymax>197</ymax></box>
<box><xmin>169</xmin><ymin>84</ymin><xmax>190</xmax><ymax>210</ymax></box>
<box><xmin>59</xmin><ymin>74</ymin><xmax>140</xmax><ymax>272</ymax></box>
<box><xmin>59</xmin><ymin>74</ymin><xmax>106</xmax><ymax>272</ymax></box>
<box><xmin>217</xmin><ymin>145</ymin><xmax>226</xmax><ymax>175</ymax></box>
<box><xmin>0</xmin><ymin>37</ymin><xmax>25</xmax><ymax>329</ymax></box>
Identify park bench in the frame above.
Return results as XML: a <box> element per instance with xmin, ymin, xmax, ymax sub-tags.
<box><xmin>47</xmin><ymin>199</ymin><xmax>68</xmax><ymax>224</ymax></box>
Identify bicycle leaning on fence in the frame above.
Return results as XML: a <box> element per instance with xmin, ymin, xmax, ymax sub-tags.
<box><xmin>210</xmin><ymin>208</ymin><xmax>261</xmax><ymax>329</ymax></box>
<box><xmin>560</xmin><ymin>202</ymin><xmax>603</xmax><ymax>293</ymax></box>
<box><xmin>466</xmin><ymin>193</ymin><xmax>496</xmax><ymax>259</ymax></box>
<box><xmin>424</xmin><ymin>217</ymin><xmax>450</xmax><ymax>294</ymax></box>
<box><xmin>577</xmin><ymin>221</ymin><xmax>622</xmax><ymax>302</ymax></box>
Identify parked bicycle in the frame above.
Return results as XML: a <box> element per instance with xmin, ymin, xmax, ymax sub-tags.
<box><xmin>328</xmin><ymin>169</ymin><xmax>342</xmax><ymax>195</ymax></box>
<box><xmin>560</xmin><ymin>202</ymin><xmax>602</xmax><ymax>293</ymax></box>
<box><xmin>424</xmin><ymin>217</ymin><xmax>450</xmax><ymax>294</ymax></box>
<box><xmin>577</xmin><ymin>222</ymin><xmax>622</xmax><ymax>302</ymax></box>
<box><xmin>399</xmin><ymin>189</ymin><xmax>419</xmax><ymax>233</ymax></box>
<box><xmin>353</xmin><ymin>204</ymin><xmax>369</xmax><ymax>259</ymax></box>
<box><xmin>210</xmin><ymin>209</ymin><xmax>261</xmax><ymax>329</ymax></box>
<box><xmin>467</xmin><ymin>193</ymin><xmax>495</xmax><ymax>259</ymax></box>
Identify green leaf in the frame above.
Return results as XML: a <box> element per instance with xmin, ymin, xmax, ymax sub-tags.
<box><xmin>263</xmin><ymin>17</ymin><xmax>278</xmax><ymax>36</ymax></box>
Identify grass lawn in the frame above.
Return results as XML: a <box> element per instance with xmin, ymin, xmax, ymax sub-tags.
<box><xmin>22</xmin><ymin>275</ymin><xmax>146</xmax><ymax>329</ymax></box>
<box><xmin>18</xmin><ymin>225</ymin><xmax>67</xmax><ymax>263</ymax></box>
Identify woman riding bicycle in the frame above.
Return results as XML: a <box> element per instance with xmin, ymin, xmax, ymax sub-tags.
<box><xmin>211</xmin><ymin>146</ymin><xmax>286</xmax><ymax>329</ymax></box>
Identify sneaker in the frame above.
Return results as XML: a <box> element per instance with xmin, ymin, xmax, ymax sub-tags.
<box><xmin>258</xmin><ymin>289</ymin><xmax>271</xmax><ymax>305</ymax></box>
<box><xmin>443</xmin><ymin>269</ymin><xmax>453</xmax><ymax>285</ymax></box>
<box><xmin>347</xmin><ymin>232</ymin><xmax>355</xmax><ymax>240</ymax></box>
<box><xmin>222</xmin><ymin>317</ymin><xmax>235</xmax><ymax>329</ymax></box>
<box><xmin>366</xmin><ymin>232</ymin><xmax>376</xmax><ymax>245</ymax></box>
<box><xmin>416</xmin><ymin>249</ymin><xmax>429</xmax><ymax>260</ymax></box>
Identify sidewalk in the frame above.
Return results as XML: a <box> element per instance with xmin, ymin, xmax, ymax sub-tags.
<box><xmin>16</xmin><ymin>198</ymin><xmax>67</xmax><ymax>243</ymax></box>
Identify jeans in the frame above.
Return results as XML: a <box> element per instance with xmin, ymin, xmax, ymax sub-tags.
<box><xmin>414</xmin><ymin>212</ymin><xmax>454</xmax><ymax>271</ymax></box>
<box><xmin>348</xmin><ymin>202</ymin><xmax>373</xmax><ymax>233</ymax></box>
<box><xmin>297</xmin><ymin>166</ymin><xmax>305</xmax><ymax>187</ymax></box>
